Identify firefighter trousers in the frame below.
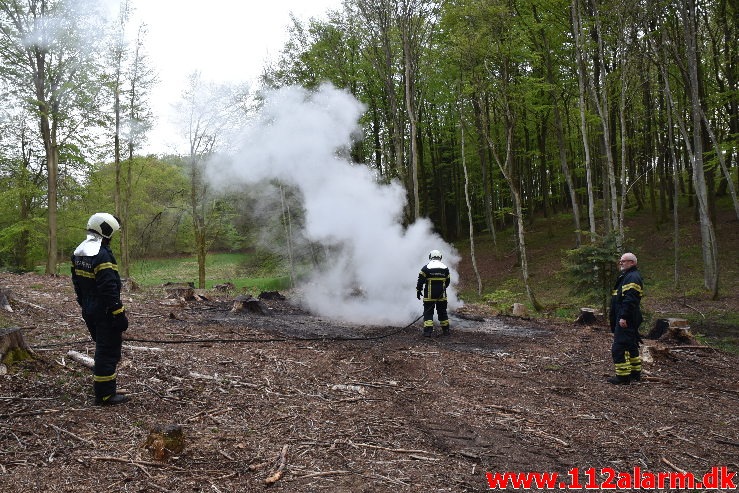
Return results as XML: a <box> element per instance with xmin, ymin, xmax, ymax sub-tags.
<box><xmin>83</xmin><ymin>311</ymin><xmax>122</xmax><ymax>398</ymax></box>
<box><xmin>423</xmin><ymin>300</ymin><xmax>449</xmax><ymax>332</ymax></box>
<box><xmin>611</xmin><ymin>326</ymin><xmax>641</xmax><ymax>377</ymax></box>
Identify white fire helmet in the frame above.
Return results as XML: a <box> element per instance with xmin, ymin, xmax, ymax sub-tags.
<box><xmin>87</xmin><ymin>213</ymin><xmax>120</xmax><ymax>239</ymax></box>
<box><xmin>428</xmin><ymin>249</ymin><xmax>442</xmax><ymax>261</ymax></box>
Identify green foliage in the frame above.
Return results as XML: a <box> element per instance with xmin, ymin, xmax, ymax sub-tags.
<box><xmin>483</xmin><ymin>288</ymin><xmax>523</xmax><ymax>307</ymax></box>
<box><xmin>564</xmin><ymin>232</ymin><xmax>622</xmax><ymax>313</ymax></box>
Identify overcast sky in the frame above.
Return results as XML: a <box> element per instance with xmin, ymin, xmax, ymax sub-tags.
<box><xmin>128</xmin><ymin>0</ymin><xmax>344</xmax><ymax>154</ymax></box>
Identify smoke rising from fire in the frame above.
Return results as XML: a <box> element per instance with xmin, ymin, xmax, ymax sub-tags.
<box><xmin>208</xmin><ymin>84</ymin><xmax>460</xmax><ymax>325</ymax></box>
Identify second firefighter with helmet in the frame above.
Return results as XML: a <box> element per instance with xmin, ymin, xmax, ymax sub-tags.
<box><xmin>416</xmin><ymin>249</ymin><xmax>451</xmax><ymax>336</ymax></box>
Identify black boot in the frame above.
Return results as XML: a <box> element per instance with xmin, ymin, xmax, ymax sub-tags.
<box><xmin>630</xmin><ymin>371</ymin><xmax>641</xmax><ymax>382</ymax></box>
<box><xmin>422</xmin><ymin>328</ymin><xmax>433</xmax><ymax>337</ymax></box>
<box><xmin>607</xmin><ymin>375</ymin><xmax>630</xmax><ymax>385</ymax></box>
<box><xmin>95</xmin><ymin>393</ymin><xmax>130</xmax><ymax>406</ymax></box>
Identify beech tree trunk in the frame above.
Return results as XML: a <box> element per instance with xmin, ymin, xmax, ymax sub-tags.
<box><xmin>571</xmin><ymin>0</ymin><xmax>597</xmax><ymax>240</ymax></box>
<box><xmin>682</xmin><ymin>0</ymin><xmax>720</xmax><ymax>298</ymax></box>
<box><xmin>460</xmin><ymin>121</ymin><xmax>482</xmax><ymax>295</ymax></box>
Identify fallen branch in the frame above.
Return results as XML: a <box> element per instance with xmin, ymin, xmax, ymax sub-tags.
<box><xmin>13</xmin><ymin>298</ymin><xmax>45</xmax><ymax>310</ymax></box>
<box><xmin>669</xmin><ymin>345</ymin><xmax>716</xmax><ymax>351</ymax></box>
<box><xmin>681</xmin><ymin>301</ymin><xmax>705</xmax><ymax>319</ymax></box>
<box><xmin>89</xmin><ymin>456</ymin><xmax>185</xmax><ymax>471</ymax></box>
<box><xmin>122</xmin><ymin>344</ymin><xmax>163</xmax><ymax>352</ymax></box>
<box><xmin>48</xmin><ymin>424</ymin><xmax>95</xmax><ymax>445</ymax></box>
<box><xmin>290</xmin><ymin>470</ymin><xmax>352</xmax><ymax>480</ymax></box>
<box><xmin>661</xmin><ymin>457</ymin><xmax>687</xmax><ymax>474</ymax></box>
<box><xmin>264</xmin><ymin>445</ymin><xmax>288</xmax><ymax>484</ymax></box>
<box><xmin>714</xmin><ymin>439</ymin><xmax>739</xmax><ymax>448</ymax></box>
<box><xmin>351</xmin><ymin>442</ymin><xmax>437</xmax><ymax>455</ymax></box>
<box><xmin>67</xmin><ymin>350</ymin><xmax>94</xmax><ymax>369</ymax></box>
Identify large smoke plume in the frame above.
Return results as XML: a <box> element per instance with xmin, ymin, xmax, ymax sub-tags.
<box><xmin>208</xmin><ymin>84</ymin><xmax>460</xmax><ymax>325</ymax></box>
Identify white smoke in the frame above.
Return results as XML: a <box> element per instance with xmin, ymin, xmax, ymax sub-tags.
<box><xmin>207</xmin><ymin>84</ymin><xmax>460</xmax><ymax>325</ymax></box>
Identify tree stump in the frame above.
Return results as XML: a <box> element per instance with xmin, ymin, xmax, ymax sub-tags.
<box><xmin>647</xmin><ymin>318</ymin><xmax>693</xmax><ymax>341</ymax></box>
<box><xmin>512</xmin><ymin>303</ymin><xmax>527</xmax><ymax>317</ymax></box>
<box><xmin>0</xmin><ymin>327</ymin><xmax>34</xmax><ymax>367</ymax></box>
<box><xmin>0</xmin><ymin>288</ymin><xmax>13</xmax><ymax>313</ymax></box>
<box><xmin>214</xmin><ymin>282</ymin><xmax>236</xmax><ymax>292</ymax></box>
<box><xmin>144</xmin><ymin>424</ymin><xmax>185</xmax><ymax>460</ymax></box>
<box><xmin>122</xmin><ymin>277</ymin><xmax>140</xmax><ymax>292</ymax></box>
<box><xmin>575</xmin><ymin>308</ymin><xmax>601</xmax><ymax>325</ymax></box>
<box><xmin>164</xmin><ymin>283</ymin><xmax>195</xmax><ymax>301</ymax></box>
<box><xmin>231</xmin><ymin>295</ymin><xmax>267</xmax><ymax>315</ymax></box>
<box><xmin>258</xmin><ymin>290</ymin><xmax>285</xmax><ymax>301</ymax></box>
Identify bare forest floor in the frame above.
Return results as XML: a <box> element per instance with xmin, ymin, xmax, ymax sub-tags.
<box><xmin>1</xmin><ymin>269</ymin><xmax>738</xmax><ymax>492</ymax></box>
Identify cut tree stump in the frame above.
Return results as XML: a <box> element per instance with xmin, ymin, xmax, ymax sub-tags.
<box><xmin>512</xmin><ymin>303</ymin><xmax>527</xmax><ymax>317</ymax></box>
<box><xmin>0</xmin><ymin>327</ymin><xmax>34</xmax><ymax>366</ymax></box>
<box><xmin>575</xmin><ymin>308</ymin><xmax>601</xmax><ymax>325</ymax></box>
<box><xmin>258</xmin><ymin>291</ymin><xmax>286</xmax><ymax>301</ymax></box>
<box><xmin>144</xmin><ymin>424</ymin><xmax>185</xmax><ymax>460</ymax></box>
<box><xmin>164</xmin><ymin>283</ymin><xmax>195</xmax><ymax>301</ymax></box>
<box><xmin>231</xmin><ymin>295</ymin><xmax>267</xmax><ymax>315</ymax></box>
<box><xmin>214</xmin><ymin>282</ymin><xmax>235</xmax><ymax>292</ymax></box>
<box><xmin>0</xmin><ymin>288</ymin><xmax>13</xmax><ymax>313</ymax></box>
<box><xmin>122</xmin><ymin>277</ymin><xmax>140</xmax><ymax>292</ymax></box>
<box><xmin>647</xmin><ymin>318</ymin><xmax>694</xmax><ymax>342</ymax></box>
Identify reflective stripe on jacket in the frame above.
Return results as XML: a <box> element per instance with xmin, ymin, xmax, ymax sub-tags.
<box><xmin>609</xmin><ymin>266</ymin><xmax>644</xmax><ymax>330</ymax></box>
<box><xmin>71</xmin><ymin>245</ymin><xmax>122</xmax><ymax>315</ymax></box>
<box><xmin>416</xmin><ymin>260</ymin><xmax>451</xmax><ymax>302</ymax></box>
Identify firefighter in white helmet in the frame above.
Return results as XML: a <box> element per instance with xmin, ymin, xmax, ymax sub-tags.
<box><xmin>416</xmin><ymin>249</ymin><xmax>451</xmax><ymax>336</ymax></box>
<box><xmin>71</xmin><ymin>213</ymin><xmax>130</xmax><ymax>406</ymax></box>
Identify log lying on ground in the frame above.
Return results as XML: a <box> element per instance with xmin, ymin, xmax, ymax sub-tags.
<box><xmin>231</xmin><ymin>295</ymin><xmax>267</xmax><ymax>315</ymax></box>
<box><xmin>1</xmin><ymin>327</ymin><xmax>34</xmax><ymax>366</ymax></box>
<box><xmin>67</xmin><ymin>350</ymin><xmax>94</xmax><ymax>369</ymax></box>
<box><xmin>0</xmin><ymin>288</ymin><xmax>13</xmax><ymax>313</ymax></box>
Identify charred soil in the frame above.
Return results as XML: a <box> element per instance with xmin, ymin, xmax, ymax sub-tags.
<box><xmin>1</xmin><ymin>272</ymin><xmax>737</xmax><ymax>491</ymax></box>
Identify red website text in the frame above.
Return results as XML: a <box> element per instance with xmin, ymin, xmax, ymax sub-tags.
<box><xmin>486</xmin><ymin>466</ymin><xmax>737</xmax><ymax>490</ymax></box>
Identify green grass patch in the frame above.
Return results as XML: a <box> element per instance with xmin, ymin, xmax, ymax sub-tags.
<box><xmin>129</xmin><ymin>253</ymin><xmax>290</xmax><ymax>291</ymax></box>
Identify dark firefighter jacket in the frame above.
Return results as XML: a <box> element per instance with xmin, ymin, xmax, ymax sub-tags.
<box><xmin>71</xmin><ymin>245</ymin><xmax>123</xmax><ymax>317</ymax></box>
<box><xmin>416</xmin><ymin>260</ymin><xmax>451</xmax><ymax>302</ymax></box>
<box><xmin>609</xmin><ymin>266</ymin><xmax>643</xmax><ymax>332</ymax></box>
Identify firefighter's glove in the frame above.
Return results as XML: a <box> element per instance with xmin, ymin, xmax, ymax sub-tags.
<box><xmin>416</xmin><ymin>291</ymin><xmax>421</xmax><ymax>300</ymax></box>
<box><xmin>110</xmin><ymin>304</ymin><xmax>128</xmax><ymax>332</ymax></box>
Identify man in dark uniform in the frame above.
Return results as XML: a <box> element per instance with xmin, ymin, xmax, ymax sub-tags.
<box><xmin>416</xmin><ymin>249</ymin><xmax>451</xmax><ymax>337</ymax></box>
<box><xmin>71</xmin><ymin>213</ymin><xmax>130</xmax><ymax>405</ymax></box>
<box><xmin>608</xmin><ymin>252</ymin><xmax>644</xmax><ymax>385</ymax></box>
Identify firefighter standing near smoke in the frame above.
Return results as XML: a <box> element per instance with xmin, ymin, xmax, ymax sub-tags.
<box><xmin>416</xmin><ymin>250</ymin><xmax>451</xmax><ymax>337</ymax></box>
<box><xmin>71</xmin><ymin>213</ymin><xmax>130</xmax><ymax>406</ymax></box>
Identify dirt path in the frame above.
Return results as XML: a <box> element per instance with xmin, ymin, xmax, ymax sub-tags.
<box><xmin>1</xmin><ymin>272</ymin><xmax>737</xmax><ymax>491</ymax></box>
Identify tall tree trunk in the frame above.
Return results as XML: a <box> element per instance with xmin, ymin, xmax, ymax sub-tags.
<box><xmin>485</xmin><ymin>109</ymin><xmax>542</xmax><ymax>312</ymax></box>
<box><xmin>402</xmin><ymin>28</ymin><xmax>420</xmax><ymax>221</ymax></box>
<box><xmin>665</xmin><ymin>78</ymin><xmax>681</xmax><ymax>288</ymax></box>
<box><xmin>682</xmin><ymin>0</ymin><xmax>719</xmax><ymax>298</ymax></box>
<box><xmin>472</xmin><ymin>91</ymin><xmax>494</xmax><ymax>240</ymax></box>
<box><xmin>589</xmin><ymin>4</ymin><xmax>619</xmax><ymax>237</ymax></box>
<box><xmin>700</xmin><ymin>108</ymin><xmax>739</xmax><ymax>220</ymax></box>
<box><xmin>571</xmin><ymin>0</ymin><xmax>597</xmax><ymax>240</ymax></box>
<box><xmin>460</xmin><ymin>122</ymin><xmax>482</xmax><ymax>295</ymax></box>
